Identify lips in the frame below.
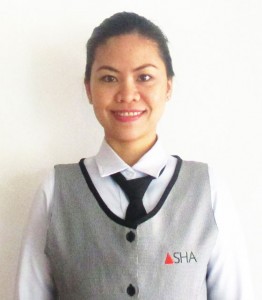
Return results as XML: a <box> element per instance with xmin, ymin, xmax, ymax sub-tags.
<box><xmin>112</xmin><ymin>110</ymin><xmax>145</xmax><ymax>122</ymax></box>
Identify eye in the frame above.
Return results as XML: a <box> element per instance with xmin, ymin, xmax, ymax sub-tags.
<box><xmin>137</xmin><ymin>74</ymin><xmax>152</xmax><ymax>82</ymax></box>
<box><xmin>101</xmin><ymin>75</ymin><xmax>117</xmax><ymax>82</ymax></box>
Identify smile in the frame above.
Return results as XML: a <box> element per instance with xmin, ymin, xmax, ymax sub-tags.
<box><xmin>114</xmin><ymin>111</ymin><xmax>144</xmax><ymax>117</ymax></box>
<box><xmin>112</xmin><ymin>110</ymin><xmax>145</xmax><ymax>122</ymax></box>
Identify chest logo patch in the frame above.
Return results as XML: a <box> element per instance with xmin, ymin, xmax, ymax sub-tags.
<box><xmin>164</xmin><ymin>251</ymin><xmax>197</xmax><ymax>264</ymax></box>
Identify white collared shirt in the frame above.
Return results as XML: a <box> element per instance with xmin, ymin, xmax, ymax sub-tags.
<box><xmin>91</xmin><ymin>139</ymin><xmax>176</xmax><ymax>217</ymax></box>
<box><xmin>15</xmin><ymin>139</ymin><xmax>253</xmax><ymax>299</ymax></box>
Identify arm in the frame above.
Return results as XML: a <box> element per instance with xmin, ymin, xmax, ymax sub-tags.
<box><xmin>207</xmin><ymin>167</ymin><xmax>254</xmax><ymax>300</ymax></box>
<box><xmin>15</xmin><ymin>170</ymin><xmax>56</xmax><ymax>300</ymax></box>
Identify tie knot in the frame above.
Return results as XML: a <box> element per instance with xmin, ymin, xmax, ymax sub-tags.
<box><xmin>111</xmin><ymin>172</ymin><xmax>154</xmax><ymax>202</ymax></box>
<box><xmin>111</xmin><ymin>167</ymin><xmax>165</xmax><ymax>223</ymax></box>
<box><xmin>111</xmin><ymin>171</ymin><xmax>155</xmax><ymax>223</ymax></box>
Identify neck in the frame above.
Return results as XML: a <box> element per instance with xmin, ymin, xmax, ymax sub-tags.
<box><xmin>106</xmin><ymin>135</ymin><xmax>157</xmax><ymax>166</ymax></box>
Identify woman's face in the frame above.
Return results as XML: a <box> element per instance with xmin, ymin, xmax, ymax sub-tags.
<box><xmin>85</xmin><ymin>33</ymin><xmax>172</xmax><ymax>148</ymax></box>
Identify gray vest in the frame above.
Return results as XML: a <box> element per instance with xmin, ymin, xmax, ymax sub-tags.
<box><xmin>45</xmin><ymin>158</ymin><xmax>218</xmax><ymax>299</ymax></box>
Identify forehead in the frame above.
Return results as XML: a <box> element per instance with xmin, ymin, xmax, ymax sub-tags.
<box><xmin>93</xmin><ymin>33</ymin><xmax>165</xmax><ymax>69</ymax></box>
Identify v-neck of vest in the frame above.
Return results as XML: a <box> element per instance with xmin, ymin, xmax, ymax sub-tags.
<box><xmin>79</xmin><ymin>156</ymin><xmax>182</xmax><ymax>229</ymax></box>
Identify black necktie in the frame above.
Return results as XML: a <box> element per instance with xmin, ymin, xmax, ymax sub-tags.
<box><xmin>111</xmin><ymin>172</ymin><xmax>154</xmax><ymax>223</ymax></box>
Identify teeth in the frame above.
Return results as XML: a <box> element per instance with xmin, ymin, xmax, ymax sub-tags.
<box><xmin>116</xmin><ymin>111</ymin><xmax>142</xmax><ymax>117</ymax></box>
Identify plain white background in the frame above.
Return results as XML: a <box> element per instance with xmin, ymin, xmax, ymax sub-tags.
<box><xmin>0</xmin><ymin>0</ymin><xmax>261</xmax><ymax>299</ymax></box>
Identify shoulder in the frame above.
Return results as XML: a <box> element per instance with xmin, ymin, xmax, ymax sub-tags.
<box><xmin>54</xmin><ymin>162</ymin><xmax>81</xmax><ymax>172</ymax></box>
<box><xmin>54</xmin><ymin>160</ymin><xmax>86</xmax><ymax>181</ymax></box>
<box><xmin>180</xmin><ymin>158</ymin><xmax>208</xmax><ymax>169</ymax></box>
<box><xmin>178</xmin><ymin>157</ymin><xmax>209</xmax><ymax>181</ymax></box>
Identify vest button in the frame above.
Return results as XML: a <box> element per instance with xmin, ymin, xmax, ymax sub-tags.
<box><xmin>126</xmin><ymin>231</ymin><xmax>135</xmax><ymax>242</ymax></box>
<box><xmin>127</xmin><ymin>284</ymin><xmax>136</xmax><ymax>296</ymax></box>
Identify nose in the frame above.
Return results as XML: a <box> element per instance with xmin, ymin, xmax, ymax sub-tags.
<box><xmin>115</xmin><ymin>80</ymin><xmax>140</xmax><ymax>103</ymax></box>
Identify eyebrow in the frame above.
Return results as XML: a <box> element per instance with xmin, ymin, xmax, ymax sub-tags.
<box><xmin>96</xmin><ymin>64</ymin><xmax>158</xmax><ymax>73</ymax></box>
<box><xmin>96</xmin><ymin>66</ymin><xmax>119</xmax><ymax>73</ymax></box>
<box><xmin>134</xmin><ymin>64</ymin><xmax>158</xmax><ymax>71</ymax></box>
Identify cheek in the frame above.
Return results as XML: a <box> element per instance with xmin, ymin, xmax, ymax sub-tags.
<box><xmin>145</xmin><ymin>90</ymin><xmax>167</xmax><ymax>108</ymax></box>
<box><xmin>92</xmin><ymin>99</ymin><xmax>111</xmax><ymax>123</ymax></box>
<box><xmin>92</xmin><ymin>88</ymin><xmax>113</xmax><ymax>106</ymax></box>
<box><xmin>144</xmin><ymin>83</ymin><xmax>168</xmax><ymax>100</ymax></box>
<box><xmin>92</xmin><ymin>106</ymin><xmax>107</xmax><ymax>128</ymax></box>
<box><xmin>150</xmin><ymin>95</ymin><xmax>167</xmax><ymax>118</ymax></box>
<box><xmin>93</xmin><ymin>103</ymin><xmax>105</xmax><ymax>118</ymax></box>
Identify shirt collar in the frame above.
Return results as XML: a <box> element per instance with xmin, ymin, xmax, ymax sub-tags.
<box><xmin>95</xmin><ymin>138</ymin><xmax>169</xmax><ymax>178</ymax></box>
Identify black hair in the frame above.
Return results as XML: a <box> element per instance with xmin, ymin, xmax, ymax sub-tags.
<box><xmin>84</xmin><ymin>12</ymin><xmax>174</xmax><ymax>82</ymax></box>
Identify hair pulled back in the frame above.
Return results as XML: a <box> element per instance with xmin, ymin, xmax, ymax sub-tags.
<box><xmin>84</xmin><ymin>12</ymin><xmax>174</xmax><ymax>82</ymax></box>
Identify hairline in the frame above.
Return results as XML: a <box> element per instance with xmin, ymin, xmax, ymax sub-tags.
<box><xmin>85</xmin><ymin>32</ymin><xmax>171</xmax><ymax>83</ymax></box>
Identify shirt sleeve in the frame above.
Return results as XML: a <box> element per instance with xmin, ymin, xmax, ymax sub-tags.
<box><xmin>15</xmin><ymin>169</ymin><xmax>56</xmax><ymax>300</ymax></box>
<box><xmin>207</xmin><ymin>166</ymin><xmax>254</xmax><ymax>300</ymax></box>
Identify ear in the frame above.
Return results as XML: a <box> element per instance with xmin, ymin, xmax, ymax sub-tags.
<box><xmin>84</xmin><ymin>81</ymin><xmax>93</xmax><ymax>104</ymax></box>
<box><xmin>166</xmin><ymin>78</ymin><xmax>173</xmax><ymax>101</ymax></box>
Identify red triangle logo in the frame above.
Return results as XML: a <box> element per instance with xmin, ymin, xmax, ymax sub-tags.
<box><xmin>165</xmin><ymin>253</ymin><xmax>174</xmax><ymax>264</ymax></box>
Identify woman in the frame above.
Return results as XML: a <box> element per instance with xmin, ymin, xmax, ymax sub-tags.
<box><xmin>16</xmin><ymin>12</ymin><xmax>252</xmax><ymax>299</ymax></box>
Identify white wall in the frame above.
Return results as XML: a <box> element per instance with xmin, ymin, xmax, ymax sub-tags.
<box><xmin>0</xmin><ymin>0</ymin><xmax>261</xmax><ymax>298</ymax></box>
